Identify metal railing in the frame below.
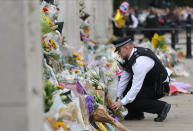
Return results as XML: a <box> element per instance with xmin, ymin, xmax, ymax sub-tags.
<box><xmin>132</xmin><ymin>24</ymin><xmax>192</xmax><ymax>58</ymax></box>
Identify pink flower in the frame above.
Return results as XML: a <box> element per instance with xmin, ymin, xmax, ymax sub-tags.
<box><xmin>59</xmin><ymin>83</ymin><xmax>66</xmax><ymax>87</ymax></box>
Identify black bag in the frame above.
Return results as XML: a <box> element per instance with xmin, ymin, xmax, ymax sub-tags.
<box><xmin>154</xmin><ymin>74</ymin><xmax>170</xmax><ymax>99</ymax></box>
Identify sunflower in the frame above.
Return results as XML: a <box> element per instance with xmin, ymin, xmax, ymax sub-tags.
<box><xmin>76</xmin><ymin>62</ymin><xmax>83</xmax><ymax>66</ymax></box>
<box><xmin>75</xmin><ymin>56</ymin><xmax>82</xmax><ymax>61</ymax></box>
<box><xmin>151</xmin><ymin>38</ymin><xmax>158</xmax><ymax>48</ymax></box>
<box><xmin>162</xmin><ymin>45</ymin><xmax>168</xmax><ymax>51</ymax></box>
<box><xmin>151</xmin><ymin>33</ymin><xmax>167</xmax><ymax>51</ymax></box>
<box><xmin>178</xmin><ymin>51</ymin><xmax>184</xmax><ymax>57</ymax></box>
<box><xmin>153</xmin><ymin>33</ymin><xmax>159</xmax><ymax>39</ymax></box>
<box><xmin>55</xmin><ymin>121</ymin><xmax>67</xmax><ymax>130</ymax></box>
<box><xmin>72</xmin><ymin>69</ymin><xmax>80</xmax><ymax>73</ymax></box>
<box><xmin>72</xmin><ymin>52</ymin><xmax>80</xmax><ymax>57</ymax></box>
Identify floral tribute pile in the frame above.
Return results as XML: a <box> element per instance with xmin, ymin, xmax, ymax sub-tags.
<box><xmin>138</xmin><ymin>33</ymin><xmax>189</xmax><ymax>77</ymax></box>
<box><xmin>41</xmin><ymin>1</ymin><xmax>130</xmax><ymax>131</ymax></box>
<box><xmin>41</xmin><ymin>1</ymin><xmax>190</xmax><ymax>130</ymax></box>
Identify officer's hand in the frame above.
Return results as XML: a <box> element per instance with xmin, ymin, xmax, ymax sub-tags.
<box><xmin>112</xmin><ymin>102</ymin><xmax>122</xmax><ymax>110</ymax></box>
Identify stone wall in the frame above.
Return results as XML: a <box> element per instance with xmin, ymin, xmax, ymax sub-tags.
<box><xmin>0</xmin><ymin>1</ymin><xmax>43</xmax><ymax>131</ymax></box>
<box><xmin>58</xmin><ymin>0</ymin><xmax>81</xmax><ymax>50</ymax></box>
<box><xmin>84</xmin><ymin>0</ymin><xmax>113</xmax><ymax>43</ymax></box>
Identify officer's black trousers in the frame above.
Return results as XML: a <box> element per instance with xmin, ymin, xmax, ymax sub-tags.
<box><xmin>123</xmin><ymin>84</ymin><xmax>167</xmax><ymax>115</ymax></box>
<box><xmin>124</xmin><ymin>98</ymin><xmax>166</xmax><ymax>115</ymax></box>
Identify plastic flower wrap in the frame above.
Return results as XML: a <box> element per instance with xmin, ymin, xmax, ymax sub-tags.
<box><xmin>104</xmin><ymin>88</ymin><xmax>125</xmax><ymax>121</ymax></box>
<box><xmin>41</xmin><ymin>1</ymin><xmax>59</xmax><ymax>20</ymax></box>
<box><xmin>43</xmin><ymin>59</ymin><xmax>58</xmax><ymax>85</ymax></box>
<box><xmin>75</xmin><ymin>97</ymin><xmax>86</xmax><ymax>130</ymax></box>
<box><xmin>46</xmin><ymin>4</ymin><xmax>59</xmax><ymax>21</ymax></box>
<box><xmin>174</xmin><ymin>64</ymin><xmax>190</xmax><ymax>77</ymax></box>
<box><xmin>56</xmin><ymin>70</ymin><xmax>74</xmax><ymax>83</ymax></box>
<box><xmin>137</xmin><ymin>40</ymin><xmax>154</xmax><ymax>50</ymax></box>
<box><xmin>64</xmin><ymin>52</ymin><xmax>84</xmax><ymax>68</ymax></box>
<box><xmin>72</xmin><ymin>52</ymin><xmax>85</xmax><ymax>66</ymax></box>
<box><xmin>42</xmin><ymin>32</ymin><xmax>61</xmax><ymax>54</ymax></box>
<box><xmin>58</xmin><ymin>102</ymin><xmax>77</xmax><ymax>121</ymax></box>
<box><xmin>88</xmin><ymin>70</ymin><xmax>100</xmax><ymax>89</ymax></box>
<box><xmin>76</xmin><ymin>81</ymin><xmax>87</xmax><ymax>95</ymax></box>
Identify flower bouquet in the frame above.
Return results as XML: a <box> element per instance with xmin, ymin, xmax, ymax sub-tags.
<box><xmin>151</xmin><ymin>33</ymin><xmax>167</xmax><ymax>51</ymax></box>
<box><xmin>89</xmin><ymin>105</ymin><xmax>130</xmax><ymax>131</ymax></box>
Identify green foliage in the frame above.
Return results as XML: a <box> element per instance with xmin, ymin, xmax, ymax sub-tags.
<box><xmin>59</xmin><ymin>92</ymin><xmax>72</xmax><ymax>104</ymax></box>
<box><xmin>40</xmin><ymin>11</ymin><xmax>58</xmax><ymax>35</ymax></box>
<box><xmin>115</xmin><ymin>108</ymin><xmax>124</xmax><ymax>121</ymax></box>
<box><xmin>93</xmin><ymin>93</ymin><xmax>103</xmax><ymax>105</ymax></box>
<box><xmin>49</xmin><ymin>53</ymin><xmax>60</xmax><ymax>61</ymax></box>
<box><xmin>43</xmin><ymin>80</ymin><xmax>57</xmax><ymax>112</ymax></box>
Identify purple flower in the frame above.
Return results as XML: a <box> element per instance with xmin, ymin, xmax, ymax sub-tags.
<box><xmin>112</xmin><ymin>115</ymin><xmax>120</xmax><ymax>121</ymax></box>
<box><xmin>85</xmin><ymin>95</ymin><xmax>94</xmax><ymax>114</ymax></box>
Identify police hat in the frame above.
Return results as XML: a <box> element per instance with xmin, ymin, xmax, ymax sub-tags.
<box><xmin>112</xmin><ymin>36</ymin><xmax>132</xmax><ymax>52</ymax></box>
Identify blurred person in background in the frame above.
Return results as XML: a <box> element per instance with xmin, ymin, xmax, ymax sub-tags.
<box><xmin>124</xmin><ymin>7</ymin><xmax>138</xmax><ymax>41</ymax></box>
<box><xmin>112</xmin><ymin>1</ymin><xmax>138</xmax><ymax>40</ymax></box>
<box><xmin>144</xmin><ymin>8</ymin><xmax>159</xmax><ymax>41</ymax></box>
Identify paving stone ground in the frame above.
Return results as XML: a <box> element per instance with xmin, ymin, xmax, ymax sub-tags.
<box><xmin>122</xmin><ymin>44</ymin><xmax>193</xmax><ymax>131</ymax></box>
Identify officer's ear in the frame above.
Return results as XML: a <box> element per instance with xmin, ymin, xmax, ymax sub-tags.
<box><xmin>125</xmin><ymin>43</ymin><xmax>133</xmax><ymax>49</ymax></box>
<box><xmin>122</xmin><ymin>44</ymin><xmax>129</xmax><ymax>50</ymax></box>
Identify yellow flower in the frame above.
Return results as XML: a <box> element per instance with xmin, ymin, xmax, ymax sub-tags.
<box><xmin>85</xmin><ymin>26</ymin><xmax>89</xmax><ymax>34</ymax></box>
<box><xmin>47</xmin><ymin>116</ymin><xmax>52</xmax><ymax>121</ymax></box>
<box><xmin>58</xmin><ymin>108</ymin><xmax>64</xmax><ymax>113</ymax></box>
<box><xmin>55</xmin><ymin>121</ymin><xmax>67</xmax><ymax>130</ymax></box>
<box><xmin>111</xmin><ymin>47</ymin><xmax>115</xmax><ymax>52</ymax></box>
<box><xmin>81</xmin><ymin>59</ymin><xmax>84</xmax><ymax>63</ymax></box>
<box><xmin>56</xmin><ymin>84</ymin><xmax>62</xmax><ymax>88</ymax></box>
<box><xmin>49</xmin><ymin>39</ymin><xmax>58</xmax><ymax>49</ymax></box>
<box><xmin>151</xmin><ymin>38</ymin><xmax>158</xmax><ymax>48</ymax></box>
<box><xmin>72</xmin><ymin>52</ymin><xmax>80</xmax><ymax>57</ymax></box>
<box><xmin>45</xmin><ymin>15</ymin><xmax>53</xmax><ymax>27</ymax></box>
<box><xmin>97</xmin><ymin>122</ymin><xmax>107</xmax><ymax>131</ymax></box>
<box><xmin>76</xmin><ymin>62</ymin><xmax>83</xmax><ymax>66</ymax></box>
<box><xmin>162</xmin><ymin>45</ymin><xmax>168</xmax><ymax>51</ymax></box>
<box><xmin>43</xmin><ymin>40</ymin><xmax>49</xmax><ymax>47</ymax></box>
<box><xmin>72</xmin><ymin>69</ymin><xmax>80</xmax><ymax>73</ymax></box>
<box><xmin>178</xmin><ymin>51</ymin><xmax>184</xmax><ymax>57</ymax></box>
<box><xmin>153</xmin><ymin>33</ymin><xmax>159</xmax><ymax>39</ymax></box>
<box><xmin>76</xmin><ymin>56</ymin><xmax>81</xmax><ymax>60</ymax></box>
<box><xmin>45</xmin><ymin>48</ymin><xmax>50</xmax><ymax>52</ymax></box>
<box><xmin>46</xmin><ymin>8</ymin><xmax>50</xmax><ymax>11</ymax></box>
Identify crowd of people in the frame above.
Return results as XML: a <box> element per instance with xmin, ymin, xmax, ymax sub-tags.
<box><xmin>137</xmin><ymin>6</ymin><xmax>193</xmax><ymax>27</ymax></box>
<box><xmin>112</xmin><ymin>2</ymin><xmax>193</xmax><ymax>40</ymax></box>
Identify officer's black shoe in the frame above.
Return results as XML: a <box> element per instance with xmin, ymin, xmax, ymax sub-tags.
<box><xmin>154</xmin><ymin>103</ymin><xmax>171</xmax><ymax>122</ymax></box>
<box><xmin>124</xmin><ymin>112</ymin><xmax>145</xmax><ymax>120</ymax></box>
